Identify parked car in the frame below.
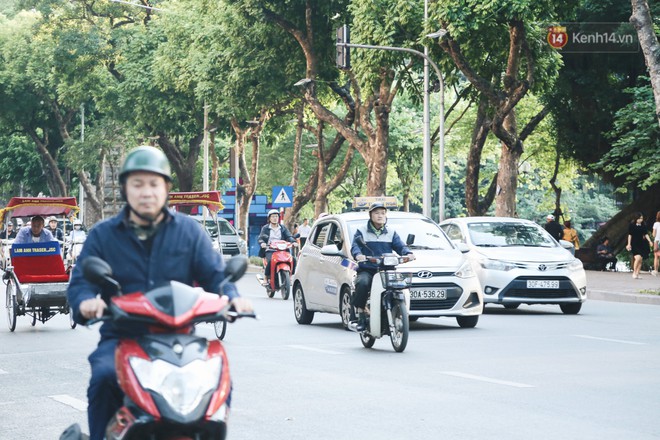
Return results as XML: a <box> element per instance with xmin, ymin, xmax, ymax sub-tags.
<box><xmin>193</xmin><ymin>216</ymin><xmax>245</xmax><ymax>258</ymax></box>
<box><xmin>292</xmin><ymin>211</ymin><xmax>483</xmax><ymax>329</ymax></box>
<box><xmin>439</xmin><ymin>216</ymin><xmax>587</xmax><ymax>314</ymax></box>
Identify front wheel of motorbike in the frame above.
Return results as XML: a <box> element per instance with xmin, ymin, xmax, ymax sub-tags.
<box><xmin>389</xmin><ymin>299</ymin><xmax>409</xmax><ymax>353</ymax></box>
<box><xmin>214</xmin><ymin>320</ymin><xmax>227</xmax><ymax>340</ymax></box>
<box><xmin>279</xmin><ymin>271</ymin><xmax>291</xmax><ymax>300</ymax></box>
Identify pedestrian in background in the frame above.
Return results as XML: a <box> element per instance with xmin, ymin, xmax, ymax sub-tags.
<box><xmin>652</xmin><ymin>210</ymin><xmax>660</xmax><ymax>276</ymax></box>
<box><xmin>626</xmin><ymin>212</ymin><xmax>653</xmax><ymax>279</ymax></box>
<box><xmin>543</xmin><ymin>214</ymin><xmax>563</xmax><ymax>242</ymax></box>
<box><xmin>562</xmin><ymin>220</ymin><xmax>580</xmax><ymax>250</ymax></box>
<box><xmin>298</xmin><ymin>218</ymin><xmax>311</xmax><ymax>248</ymax></box>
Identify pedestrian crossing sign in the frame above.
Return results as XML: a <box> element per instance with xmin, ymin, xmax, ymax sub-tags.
<box><xmin>272</xmin><ymin>186</ymin><xmax>294</xmax><ymax>207</ymax></box>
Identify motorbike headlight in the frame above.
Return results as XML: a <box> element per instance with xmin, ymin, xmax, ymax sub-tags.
<box><xmin>129</xmin><ymin>356</ymin><xmax>222</xmax><ymax>417</ymax></box>
<box><xmin>479</xmin><ymin>258</ymin><xmax>516</xmax><ymax>271</ymax></box>
<box><xmin>454</xmin><ymin>260</ymin><xmax>476</xmax><ymax>278</ymax></box>
<box><xmin>569</xmin><ymin>258</ymin><xmax>584</xmax><ymax>270</ymax></box>
<box><xmin>276</xmin><ymin>242</ymin><xmax>287</xmax><ymax>250</ymax></box>
<box><xmin>380</xmin><ymin>271</ymin><xmax>410</xmax><ymax>289</ymax></box>
<box><xmin>382</xmin><ymin>256</ymin><xmax>400</xmax><ymax>266</ymax></box>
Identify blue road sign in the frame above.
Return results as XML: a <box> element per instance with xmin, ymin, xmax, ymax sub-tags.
<box><xmin>272</xmin><ymin>186</ymin><xmax>294</xmax><ymax>207</ymax></box>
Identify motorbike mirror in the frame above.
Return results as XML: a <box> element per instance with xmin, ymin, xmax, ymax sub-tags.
<box><xmin>406</xmin><ymin>234</ymin><xmax>415</xmax><ymax>245</ymax></box>
<box><xmin>82</xmin><ymin>256</ymin><xmax>113</xmax><ymax>285</ymax></box>
<box><xmin>224</xmin><ymin>255</ymin><xmax>249</xmax><ymax>282</ymax></box>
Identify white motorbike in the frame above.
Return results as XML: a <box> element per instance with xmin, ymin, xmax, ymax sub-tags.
<box><xmin>322</xmin><ymin>245</ymin><xmax>412</xmax><ymax>353</ymax></box>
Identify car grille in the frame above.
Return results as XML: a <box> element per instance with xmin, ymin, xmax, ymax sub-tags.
<box><xmin>409</xmin><ymin>283</ymin><xmax>463</xmax><ymax>311</ymax></box>
<box><xmin>501</xmin><ymin>276</ymin><xmax>579</xmax><ymax>301</ymax></box>
<box><xmin>221</xmin><ymin>242</ymin><xmax>240</xmax><ymax>255</ymax></box>
<box><xmin>511</xmin><ymin>262</ymin><xmax>570</xmax><ymax>271</ymax></box>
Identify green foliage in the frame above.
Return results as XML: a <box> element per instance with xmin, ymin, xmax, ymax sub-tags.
<box><xmin>0</xmin><ymin>134</ymin><xmax>48</xmax><ymax>198</ymax></box>
<box><xmin>597</xmin><ymin>81</ymin><xmax>660</xmax><ymax>190</ymax></box>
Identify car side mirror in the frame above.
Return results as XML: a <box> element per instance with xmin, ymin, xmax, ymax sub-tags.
<box><xmin>321</xmin><ymin>244</ymin><xmax>344</xmax><ymax>257</ymax></box>
<box><xmin>406</xmin><ymin>234</ymin><xmax>415</xmax><ymax>245</ymax></box>
<box><xmin>238</xmin><ymin>229</ymin><xmax>244</xmax><ymax>236</ymax></box>
<box><xmin>455</xmin><ymin>242</ymin><xmax>470</xmax><ymax>253</ymax></box>
<box><xmin>558</xmin><ymin>239</ymin><xmax>575</xmax><ymax>255</ymax></box>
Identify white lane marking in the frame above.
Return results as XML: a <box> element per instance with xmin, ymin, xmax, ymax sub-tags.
<box><xmin>574</xmin><ymin>335</ymin><xmax>646</xmax><ymax>345</ymax></box>
<box><xmin>49</xmin><ymin>394</ymin><xmax>88</xmax><ymax>412</ymax></box>
<box><xmin>287</xmin><ymin>345</ymin><xmax>344</xmax><ymax>355</ymax></box>
<box><xmin>442</xmin><ymin>371</ymin><xmax>535</xmax><ymax>388</ymax></box>
<box><xmin>0</xmin><ymin>368</ymin><xmax>8</xmax><ymax>374</ymax></box>
<box><xmin>0</xmin><ymin>401</ymin><xmax>15</xmax><ymax>406</ymax></box>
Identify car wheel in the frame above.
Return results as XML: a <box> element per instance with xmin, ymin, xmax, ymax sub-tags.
<box><xmin>293</xmin><ymin>283</ymin><xmax>314</xmax><ymax>324</ymax></box>
<box><xmin>560</xmin><ymin>303</ymin><xmax>582</xmax><ymax>314</ymax></box>
<box><xmin>503</xmin><ymin>303</ymin><xmax>520</xmax><ymax>310</ymax></box>
<box><xmin>456</xmin><ymin>315</ymin><xmax>479</xmax><ymax>328</ymax></box>
<box><xmin>339</xmin><ymin>288</ymin><xmax>353</xmax><ymax>330</ymax></box>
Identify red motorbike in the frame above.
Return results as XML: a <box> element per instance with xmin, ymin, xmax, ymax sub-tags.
<box><xmin>60</xmin><ymin>255</ymin><xmax>254</xmax><ymax>440</ymax></box>
<box><xmin>256</xmin><ymin>240</ymin><xmax>295</xmax><ymax>300</ymax></box>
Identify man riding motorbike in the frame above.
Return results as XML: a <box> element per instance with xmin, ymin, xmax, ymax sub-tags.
<box><xmin>67</xmin><ymin>145</ymin><xmax>253</xmax><ymax>440</ymax></box>
<box><xmin>258</xmin><ymin>209</ymin><xmax>297</xmax><ymax>276</ymax></box>
<box><xmin>351</xmin><ymin>202</ymin><xmax>414</xmax><ymax>331</ymax></box>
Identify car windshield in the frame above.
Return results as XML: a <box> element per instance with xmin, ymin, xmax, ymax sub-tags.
<box><xmin>346</xmin><ymin>216</ymin><xmax>452</xmax><ymax>251</ymax></box>
<box><xmin>467</xmin><ymin>222</ymin><xmax>556</xmax><ymax>247</ymax></box>
<box><xmin>194</xmin><ymin>217</ymin><xmax>237</xmax><ymax>238</ymax></box>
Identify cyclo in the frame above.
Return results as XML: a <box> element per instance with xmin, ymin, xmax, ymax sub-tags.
<box><xmin>1</xmin><ymin>196</ymin><xmax>80</xmax><ymax>331</ymax></box>
<box><xmin>168</xmin><ymin>191</ymin><xmax>233</xmax><ymax>340</ymax></box>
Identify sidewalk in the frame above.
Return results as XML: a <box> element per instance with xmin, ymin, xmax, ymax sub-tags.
<box><xmin>586</xmin><ymin>269</ymin><xmax>660</xmax><ymax>305</ymax></box>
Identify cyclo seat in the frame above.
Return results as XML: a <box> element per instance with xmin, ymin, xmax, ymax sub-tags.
<box><xmin>10</xmin><ymin>241</ymin><xmax>69</xmax><ymax>283</ymax></box>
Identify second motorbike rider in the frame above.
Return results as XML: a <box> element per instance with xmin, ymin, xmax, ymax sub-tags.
<box><xmin>258</xmin><ymin>209</ymin><xmax>297</xmax><ymax>276</ymax></box>
<box><xmin>351</xmin><ymin>202</ymin><xmax>414</xmax><ymax>331</ymax></box>
<box><xmin>67</xmin><ymin>146</ymin><xmax>253</xmax><ymax>440</ymax></box>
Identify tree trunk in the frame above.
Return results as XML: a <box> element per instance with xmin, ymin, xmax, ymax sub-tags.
<box><xmin>157</xmin><ymin>134</ymin><xmax>202</xmax><ymax>192</ymax></box>
<box><xmin>465</xmin><ymin>97</ymin><xmax>494</xmax><ymax>215</ymax></box>
<box><xmin>548</xmin><ymin>145</ymin><xmax>562</xmax><ymax>221</ymax></box>
<box><xmin>630</xmin><ymin>0</ymin><xmax>660</xmax><ymax>128</ymax></box>
<box><xmin>25</xmin><ymin>127</ymin><xmax>67</xmax><ymax>197</ymax></box>
<box><xmin>494</xmin><ymin>111</ymin><xmax>521</xmax><ymax>217</ymax></box>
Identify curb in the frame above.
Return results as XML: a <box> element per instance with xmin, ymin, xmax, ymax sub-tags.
<box><xmin>588</xmin><ymin>289</ymin><xmax>660</xmax><ymax>306</ymax></box>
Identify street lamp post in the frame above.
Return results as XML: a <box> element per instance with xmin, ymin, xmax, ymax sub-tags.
<box><xmin>423</xmin><ymin>0</ymin><xmax>431</xmax><ymax>219</ymax></box>
<box><xmin>335</xmin><ymin>37</ymin><xmax>446</xmax><ymax>221</ymax></box>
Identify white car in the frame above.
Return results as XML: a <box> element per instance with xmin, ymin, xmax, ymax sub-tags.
<box><xmin>292</xmin><ymin>211</ymin><xmax>483</xmax><ymax>329</ymax></box>
<box><xmin>439</xmin><ymin>217</ymin><xmax>587</xmax><ymax>314</ymax></box>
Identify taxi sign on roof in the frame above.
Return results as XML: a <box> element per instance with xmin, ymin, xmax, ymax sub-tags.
<box><xmin>353</xmin><ymin>196</ymin><xmax>398</xmax><ymax>209</ymax></box>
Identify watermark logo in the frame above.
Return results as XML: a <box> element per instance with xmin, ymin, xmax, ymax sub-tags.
<box><xmin>542</xmin><ymin>22</ymin><xmax>639</xmax><ymax>53</ymax></box>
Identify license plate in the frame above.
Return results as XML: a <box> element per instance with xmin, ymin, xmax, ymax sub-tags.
<box><xmin>410</xmin><ymin>288</ymin><xmax>447</xmax><ymax>300</ymax></box>
<box><xmin>526</xmin><ymin>280</ymin><xmax>559</xmax><ymax>289</ymax></box>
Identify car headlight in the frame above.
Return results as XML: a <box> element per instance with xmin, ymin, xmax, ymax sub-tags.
<box><xmin>569</xmin><ymin>258</ymin><xmax>584</xmax><ymax>270</ymax></box>
<box><xmin>454</xmin><ymin>260</ymin><xmax>476</xmax><ymax>278</ymax></box>
<box><xmin>129</xmin><ymin>356</ymin><xmax>222</xmax><ymax>416</ymax></box>
<box><xmin>479</xmin><ymin>258</ymin><xmax>516</xmax><ymax>271</ymax></box>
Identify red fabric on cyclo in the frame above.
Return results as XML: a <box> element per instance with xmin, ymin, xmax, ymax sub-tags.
<box><xmin>10</xmin><ymin>241</ymin><xmax>69</xmax><ymax>283</ymax></box>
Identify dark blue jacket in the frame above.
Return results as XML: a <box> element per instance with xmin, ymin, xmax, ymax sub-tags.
<box><xmin>351</xmin><ymin>220</ymin><xmax>411</xmax><ymax>272</ymax></box>
<box><xmin>67</xmin><ymin>207</ymin><xmax>238</xmax><ymax>339</ymax></box>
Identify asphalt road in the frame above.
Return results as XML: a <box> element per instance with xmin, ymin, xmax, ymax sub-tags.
<box><xmin>0</xmin><ymin>272</ymin><xmax>659</xmax><ymax>439</ymax></box>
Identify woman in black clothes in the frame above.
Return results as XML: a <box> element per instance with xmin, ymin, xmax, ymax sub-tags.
<box><xmin>626</xmin><ymin>212</ymin><xmax>654</xmax><ymax>279</ymax></box>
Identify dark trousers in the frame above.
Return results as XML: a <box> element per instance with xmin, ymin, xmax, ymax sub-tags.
<box><xmin>598</xmin><ymin>256</ymin><xmax>617</xmax><ymax>271</ymax></box>
<box><xmin>351</xmin><ymin>270</ymin><xmax>375</xmax><ymax>309</ymax></box>
<box><xmin>87</xmin><ymin>339</ymin><xmax>122</xmax><ymax>440</ymax></box>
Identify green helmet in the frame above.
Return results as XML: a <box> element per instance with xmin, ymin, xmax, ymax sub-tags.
<box><xmin>119</xmin><ymin>146</ymin><xmax>172</xmax><ymax>183</ymax></box>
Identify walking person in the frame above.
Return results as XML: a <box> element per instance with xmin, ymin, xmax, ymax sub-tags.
<box><xmin>626</xmin><ymin>212</ymin><xmax>653</xmax><ymax>279</ymax></box>
<box><xmin>298</xmin><ymin>218</ymin><xmax>311</xmax><ymax>249</ymax></box>
<box><xmin>562</xmin><ymin>220</ymin><xmax>580</xmax><ymax>250</ymax></box>
<box><xmin>652</xmin><ymin>210</ymin><xmax>660</xmax><ymax>276</ymax></box>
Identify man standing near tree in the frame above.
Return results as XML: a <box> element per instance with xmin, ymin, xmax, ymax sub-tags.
<box><xmin>544</xmin><ymin>214</ymin><xmax>564</xmax><ymax>242</ymax></box>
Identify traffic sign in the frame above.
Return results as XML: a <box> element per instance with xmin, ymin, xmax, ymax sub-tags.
<box><xmin>272</xmin><ymin>186</ymin><xmax>293</xmax><ymax>207</ymax></box>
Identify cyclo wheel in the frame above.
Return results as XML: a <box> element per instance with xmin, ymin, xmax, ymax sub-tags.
<box><xmin>30</xmin><ymin>308</ymin><xmax>36</xmax><ymax>326</ymax></box>
<box><xmin>5</xmin><ymin>278</ymin><xmax>17</xmax><ymax>332</ymax></box>
<box><xmin>69</xmin><ymin>306</ymin><xmax>77</xmax><ymax>329</ymax></box>
<box><xmin>214</xmin><ymin>320</ymin><xmax>227</xmax><ymax>340</ymax></box>
<box><xmin>389</xmin><ymin>299</ymin><xmax>409</xmax><ymax>353</ymax></box>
